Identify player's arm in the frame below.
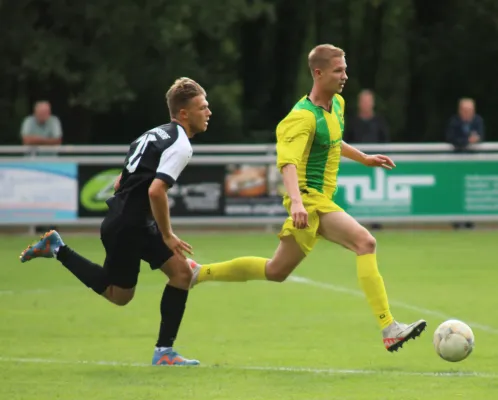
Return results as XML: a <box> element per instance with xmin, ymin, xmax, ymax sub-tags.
<box><xmin>149</xmin><ymin>144</ymin><xmax>192</xmax><ymax>258</ymax></box>
<box><xmin>281</xmin><ymin>165</ymin><xmax>301</xmax><ymax>204</ymax></box>
<box><xmin>341</xmin><ymin>141</ymin><xmax>368</xmax><ymax>164</ymax></box>
<box><xmin>341</xmin><ymin>141</ymin><xmax>396</xmax><ymax>170</ymax></box>
<box><xmin>148</xmin><ymin>178</ymin><xmax>173</xmax><ymax>239</ymax></box>
<box><xmin>113</xmin><ymin>173</ymin><xmax>122</xmax><ymax>192</ymax></box>
<box><xmin>336</xmin><ymin>94</ymin><xmax>393</xmax><ymax>167</ymax></box>
<box><xmin>276</xmin><ymin>110</ymin><xmax>314</xmax><ymax>228</ymax></box>
<box><xmin>276</xmin><ymin>110</ymin><xmax>313</xmax><ymax>201</ymax></box>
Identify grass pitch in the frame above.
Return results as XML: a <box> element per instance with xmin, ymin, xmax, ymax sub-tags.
<box><xmin>1</xmin><ymin>230</ymin><xmax>498</xmax><ymax>399</ymax></box>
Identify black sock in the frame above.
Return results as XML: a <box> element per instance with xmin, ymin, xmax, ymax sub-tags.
<box><xmin>56</xmin><ymin>245</ymin><xmax>110</xmax><ymax>294</ymax></box>
<box><xmin>156</xmin><ymin>285</ymin><xmax>189</xmax><ymax>348</ymax></box>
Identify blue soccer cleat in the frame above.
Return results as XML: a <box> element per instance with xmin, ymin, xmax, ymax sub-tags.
<box><xmin>19</xmin><ymin>230</ymin><xmax>65</xmax><ymax>263</ymax></box>
<box><xmin>152</xmin><ymin>348</ymin><xmax>200</xmax><ymax>366</ymax></box>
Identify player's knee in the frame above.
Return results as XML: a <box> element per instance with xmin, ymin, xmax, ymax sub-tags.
<box><xmin>266</xmin><ymin>270</ymin><xmax>289</xmax><ymax>282</ymax></box>
<box><xmin>265</xmin><ymin>264</ymin><xmax>290</xmax><ymax>283</ymax></box>
<box><xmin>170</xmin><ymin>265</ymin><xmax>193</xmax><ymax>285</ymax></box>
<box><xmin>179</xmin><ymin>266</ymin><xmax>194</xmax><ymax>283</ymax></box>
<box><xmin>110</xmin><ymin>292</ymin><xmax>134</xmax><ymax>306</ymax></box>
<box><xmin>355</xmin><ymin>232</ymin><xmax>377</xmax><ymax>255</ymax></box>
<box><xmin>113</xmin><ymin>295</ymin><xmax>133</xmax><ymax>306</ymax></box>
<box><xmin>105</xmin><ymin>285</ymin><xmax>135</xmax><ymax>306</ymax></box>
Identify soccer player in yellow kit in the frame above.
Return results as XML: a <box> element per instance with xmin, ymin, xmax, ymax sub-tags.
<box><xmin>189</xmin><ymin>44</ymin><xmax>426</xmax><ymax>352</ymax></box>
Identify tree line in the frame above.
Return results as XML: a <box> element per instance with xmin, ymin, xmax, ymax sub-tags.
<box><xmin>1</xmin><ymin>0</ymin><xmax>497</xmax><ymax>145</ymax></box>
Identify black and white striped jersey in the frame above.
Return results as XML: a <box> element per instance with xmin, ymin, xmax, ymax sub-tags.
<box><xmin>109</xmin><ymin>122</ymin><xmax>193</xmax><ymax>224</ymax></box>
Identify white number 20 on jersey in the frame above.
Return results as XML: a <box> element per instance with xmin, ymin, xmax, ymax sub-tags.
<box><xmin>125</xmin><ymin>134</ymin><xmax>157</xmax><ymax>173</ymax></box>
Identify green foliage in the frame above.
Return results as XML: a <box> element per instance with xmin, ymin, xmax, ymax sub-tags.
<box><xmin>1</xmin><ymin>0</ymin><xmax>498</xmax><ymax>144</ymax></box>
<box><xmin>0</xmin><ymin>0</ymin><xmax>274</xmax><ymax>143</ymax></box>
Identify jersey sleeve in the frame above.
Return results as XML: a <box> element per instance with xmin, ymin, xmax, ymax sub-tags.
<box><xmin>275</xmin><ymin>109</ymin><xmax>315</xmax><ymax>170</ymax></box>
<box><xmin>156</xmin><ymin>139</ymin><xmax>192</xmax><ymax>187</ymax></box>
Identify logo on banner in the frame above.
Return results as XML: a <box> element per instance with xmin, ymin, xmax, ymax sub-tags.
<box><xmin>338</xmin><ymin>169</ymin><xmax>435</xmax><ymax>206</ymax></box>
<box><xmin>168</xmin><ymin>182</ymin><xmax>222</xmax><ymax>211</ymax></box>
<box><xmin>80</xmin><ymin>168</ymin><xmax>121</xmax><ymax>211</ymax></box>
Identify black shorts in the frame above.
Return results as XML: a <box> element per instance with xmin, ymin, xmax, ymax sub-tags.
<box><xmin>100</xmin><ymin>214</ymin><xmax>174</xmax><ymax>289</ymax></box>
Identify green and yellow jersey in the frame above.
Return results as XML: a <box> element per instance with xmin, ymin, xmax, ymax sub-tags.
<box><xmin>276</xmin><ymin>94</ymin><xmax>345</xmax><ymax>199</ymax></box>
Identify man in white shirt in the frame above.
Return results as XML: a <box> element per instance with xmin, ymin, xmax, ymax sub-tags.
<box><xmin>20</xmin><ymin>101</ymin><xmax>63</xmax><ymax>145</ymax></box>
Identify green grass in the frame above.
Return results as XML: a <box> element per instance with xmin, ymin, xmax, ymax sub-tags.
<box><xmin>1</xmin><ymin>230</ymin><xmax>498</xmax><ymax>399</ymax></box>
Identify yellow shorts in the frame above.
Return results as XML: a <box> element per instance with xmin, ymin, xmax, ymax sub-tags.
<box><xmin>278</xmin><ymin>190</ymin><xmax>344</xmax><ymax>255</ymax></box>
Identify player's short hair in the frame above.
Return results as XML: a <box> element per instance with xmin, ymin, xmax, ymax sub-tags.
<box><xmin>165</xmin><ymin>77</ymin><xmax>206</xmax><ymax>118</ymax></box>
<box><xmin>308</xmin><ymin>44</ymin><xmax>345</xmax><ymax>73</ymax></box>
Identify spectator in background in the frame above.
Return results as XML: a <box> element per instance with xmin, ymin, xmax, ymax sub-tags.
<box><xmin>344</xmin><ymin>89</ymin><xmax>389</xmax><ymax>144</ymax></box>
<box><xmin>345</xmin><ymin>89</ymin><xmax>390</xmax><ymax>230</ymax></box>
<box><xmin>446</xmin><ymin>98</ymin><xmax>484</xmax><ymax>152</ymax></box>
<box><xmin>20</xmin><ymin>100</ymin><xmax>62</xmax><ymax>233</ymax></box>
<box><xmin>20</xmin><ymin>101</ymin><xmax>63</xmax><ymax>145</ymax></box>
<box><xmin>446</xmin><ymin>98</ymin><xmax>484</xmax><ymax>230</ymax></box>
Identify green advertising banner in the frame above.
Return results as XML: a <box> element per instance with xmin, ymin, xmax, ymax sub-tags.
<box><xmin>72</xmin><ymin>156</ymin><xmax>498</xmax><ymax>222</ymax></box>
<box><xmin>334</xmin><ymin>160</ymin><xmax>498</xmax><ymax>219</ymax></box>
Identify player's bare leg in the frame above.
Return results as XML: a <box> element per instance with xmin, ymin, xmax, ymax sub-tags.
<box><xmin>190</xmin><ymin>235</ymin><xmax>306</xmax><ymax>286</ymax></box>
<box><xmin>102</xmin><ymin>286</ymin><xmax>135</xmax><ymax>305</ymax></box>
<box><xmin>161</xmin><ymin>255</ymin><xmax>193</xmax><ymax>289</ymax></box>
<box><xmin>318</xmin><ymin>211</ymin><xmax>426</xmax><ymax>352</ymax></box>
<box><xmin>151</xmin><ymin>256</ymin><xmax>199</xmax><ymax>366</ymax></box>
<box><xmin>265</xmin><ymin>235</ymin><xmax>306</xmax><ymax>281</ymax></box>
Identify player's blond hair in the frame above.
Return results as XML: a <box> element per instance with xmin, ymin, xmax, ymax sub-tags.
<box><xmin>308</xmin><ymin>44</ymin><xmax>345</xmax><ymax>74</ymax></box>
<box><xmin>165</xmin><ymin>77</ymin><xmax>206</xmax><ymax>118</ymax></box>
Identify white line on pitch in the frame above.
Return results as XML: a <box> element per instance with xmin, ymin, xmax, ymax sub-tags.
<box><xmin>0</xmin><ymin>356</ymin><xmax>495</xmax><ymax>378</ymax></box>
<box><xmin>289</xmin><ymin>276</ymin><xmax>498</xmax><ymax>335</ymax></box>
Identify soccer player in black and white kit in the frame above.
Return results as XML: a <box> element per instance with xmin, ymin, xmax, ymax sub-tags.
<box><xmin>20</xmin><ymin>77</ymin><xmax>211</xmax><ymax>366</ymax></box>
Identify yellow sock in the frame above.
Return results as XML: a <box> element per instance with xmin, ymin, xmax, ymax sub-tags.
<box><xmin>198</xmin><ymin>257</ymin><xmax>268</xmax><ymax>283</ymax></box>
<box><xmin>357</xmin><ymin>254</ymin><xmax>394</xmax><ymax>329</ymax></box>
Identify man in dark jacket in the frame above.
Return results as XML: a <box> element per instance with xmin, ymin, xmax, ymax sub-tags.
<box><xmin>446</xmin><ymin>98</ymin><xmax>485</xmax><ymax>152</ymax></box>
<box><xmin>344</xmin><ymin>89</ymin><xmax>390</xmax><ymax>144</ymax></box>
<box><xmin>446</xmin><ymin>98</ymin><xmax>485</xmax><ymax>229</ymax></box>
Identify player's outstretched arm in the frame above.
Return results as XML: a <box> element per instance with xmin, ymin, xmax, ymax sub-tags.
<box><xmin>340</xmin><ymin>141</ymin><xmax>367</xmax><ymax>163</ymax></box>
<box><xmin>148</xmin><ymin>179</ymin><xmax>192</xmax><ymax>259</ymax></box>
<box><xmin>341</xmin><ymin>141</ymin><xmax>396</xmax><ymax>170</ymax></box>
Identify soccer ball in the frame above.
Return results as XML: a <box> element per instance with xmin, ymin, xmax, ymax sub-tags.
<box><xmin>433</xmin><ymin>319</ymin><xmax>475</xmax><ymax>362</ymax></box>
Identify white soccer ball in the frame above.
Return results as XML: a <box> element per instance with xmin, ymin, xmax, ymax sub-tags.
<box><xmin>433</xmin><ymin>319</ymin><xmax>475</xmax><ymax>362</ymax></box>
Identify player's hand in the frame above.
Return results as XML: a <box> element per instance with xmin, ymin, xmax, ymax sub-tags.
<box><xmin>364</xmin><ymin>154</ymin><xmax>396</xmax><ymax>170</ymax></box>
<box><xmin>163</xmin><ymin>232</ymin><xmax>193</xmax><ymax>259</ymax></box>
<box><xmin>291</xmin><ymin>201</ymin><xmax>308</xmax><ymax>229</ymax></box>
